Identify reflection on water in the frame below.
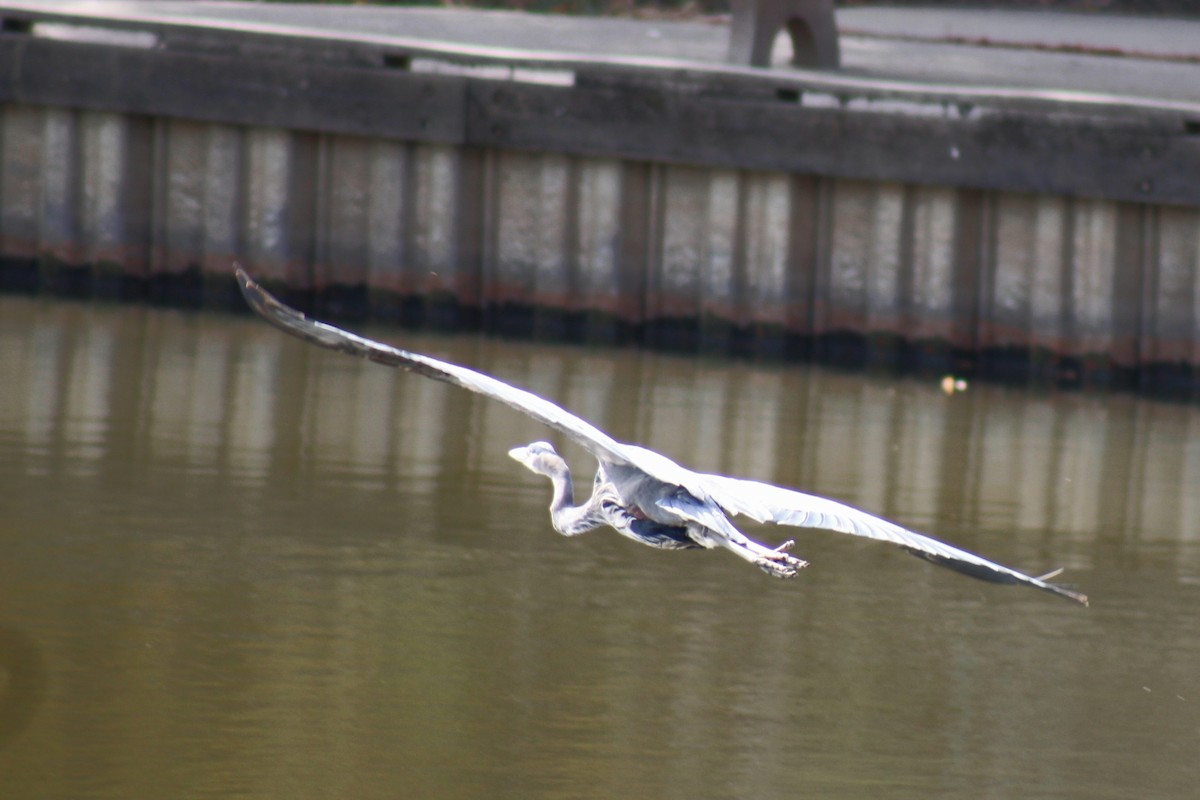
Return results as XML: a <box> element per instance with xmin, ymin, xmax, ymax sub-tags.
<box><xmin>0</xmin><ymin>295</ymin><xmax>1197</xmax><ymax>799</ymax></box>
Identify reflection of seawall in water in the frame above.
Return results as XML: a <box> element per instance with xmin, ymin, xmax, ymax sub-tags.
<box><xmin>0</xmin><ymin>627</ymin><xmax>47</xmax><ymax>749</ymax></box>
<box><xmin>0</xmin><ymin>295</ymin><xmax>1197</xmax><ymax>798</ymax></box>
<box><xmin>0</xmin><ymin>295</ymin><xmax>1195</xmax><ymax>558</ymax></box>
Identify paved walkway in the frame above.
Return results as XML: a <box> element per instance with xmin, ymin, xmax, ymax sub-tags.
<box><xmin>837</xmin><ymin>7</ymin><xmax>1200</xmax><ymax>103</ymax></box>
<box><xmin>3</xmin><ymin>1</ymin><xmax>1200</xmax><ymax>103</ymax></box>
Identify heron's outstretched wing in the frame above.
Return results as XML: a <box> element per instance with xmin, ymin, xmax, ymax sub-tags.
<box><xmin>238</xmin><ymin>267</ymin><xmax>1085</xmax><ymax>605</ymax></box>
<box><xmin>699</xmin><ymin>472</ymin><xmax>1088</xmax><ymax>605</ymax></box>
<box><xmin>236</xmin><ymin>267</ymin><xmax>642</xmax><ymax>468</ymax></box>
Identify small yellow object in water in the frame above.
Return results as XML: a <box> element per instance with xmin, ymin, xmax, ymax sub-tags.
<box><xmin>941</xmin><ymin>376</ymin><xmax>968</xmax><ymax>394</ymax></box>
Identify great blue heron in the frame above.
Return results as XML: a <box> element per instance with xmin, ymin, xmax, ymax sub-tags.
<box><xmin>236</xmin><ymin>267</ymin><xmax>1087</xmax><ymax>605</ymax></box>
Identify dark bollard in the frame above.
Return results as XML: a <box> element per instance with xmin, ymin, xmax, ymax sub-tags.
<box><xmin>727</xmin><ymin>0</ymin><xmax>840</xmax><ymax>69</ymax></box>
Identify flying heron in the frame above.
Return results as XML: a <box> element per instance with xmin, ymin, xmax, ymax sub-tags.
<box><xmin>235</xmin><ymin>267</ymin><xmax>1086</xmax><ymax>605</ymax></box>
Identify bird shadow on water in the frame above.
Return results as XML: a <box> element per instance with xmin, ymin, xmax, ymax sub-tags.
<box><xmin>0</xmin><ymin>626</ymin><xmax>47</xmax><ymax>750</ymax></box>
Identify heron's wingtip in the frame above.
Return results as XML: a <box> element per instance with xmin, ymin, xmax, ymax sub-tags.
<box><xmin>233</xmin><ymin>263</ymin><xmax>262</xmax><ymax>303</ymax></box>
<box><xmin>1038</xmin><ymin>567</ymin><xmax>1088</xmax><ymax>606</ymax></box>
<box><xmin>232</xmin><ymin>264</ymin><xmax>296</xmax><ymax>325</ymax></box>
<box><xmin>1049</xmin><ymin>583</ymin><xmax>1089</xmax><ymax>606</ymax></box>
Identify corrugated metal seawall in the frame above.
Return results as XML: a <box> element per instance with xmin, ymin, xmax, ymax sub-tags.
<box><xmin>0</xmin><ymin>4</ymin><xmax>1199</xmax><ymax>394</ymax></box>
<box><xmin>4</xmin><ymin>105</ymin><xmax>1198</xmax><ymax>388</ymax></box>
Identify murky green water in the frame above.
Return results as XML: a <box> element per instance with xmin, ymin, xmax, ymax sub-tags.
<box><xmin>0</xmin><ymin>295</ymin><xmax>1197</xmax><ymax>799</ymax></box>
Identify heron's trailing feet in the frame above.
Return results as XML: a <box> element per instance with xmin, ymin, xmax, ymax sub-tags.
<box><xmin>755</xmin><ymin>541</ymin><xmax>809</xmax><ymax>579</ymax></box>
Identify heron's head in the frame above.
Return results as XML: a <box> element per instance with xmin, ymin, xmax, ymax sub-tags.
<box><xmin>507</xmin><ymin>441</ymin><xmax>567</xmax><ymax>477</ymax></box>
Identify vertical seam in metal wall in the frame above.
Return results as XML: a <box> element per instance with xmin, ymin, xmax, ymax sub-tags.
<box><xmin>0</xmin><ymin>104</ymin><xmax>7</xmax><ymax>252</ymax></box>
<box><xmin>976</xmin><ymin>189</ymin><xmax>996</xmax><ymax>359</ymax></box>
<box><xmin>1137</xmin><ymin>204</ymin><xmax>1158</xmax><ymax>377</ymax></box>
<box><xmin>463</xmin><ymin>145</ymin><xmax>487</xmax><ymax>313</ymax></box>
<box><xmin>731</xmin><ymin>168</ymin><xmax>750</xmax><ymax>332</ymax></box>
<box><xmin>643</xmin><ymin>160</ymin><xmax>665</xmax><ymax>329</ymax></box>
<box><xmin>481</xmin><ymin>145</ymin><xmax>501</xmax><ymax>316</ymax></box>
<box><xmin>148</xmin><ymin>117</ymin><xmax>167</xmax><ymax>279</ymax></box>
<box><xmin>398</xmin><ymin>140</ymin><xmax>417</xmax><ymax>301</ymax></box>
<box><xmin>233</xmin><ymin>124</ymin><xmax>250</xmax><ymax>280</ymax></box>
<box><xmin>564</xmin><ymin>154</ymin><xmax>581</xmax><ymax>315</ymax></box>
<box><xmin>812</xmin><ymin>174</ymin><xmax>834</xmax><ymax>339</ymax></box>
<box><xmin>783</xmin><ymin>173</ymin><xmax>814</xmax><ymax>341</ymax></box>
<box><xmin>313</xmin><ymin>131</ymin><xmax>331</xmax><ymax>291</ymax></box>
<box><xmin>1059</xmin><ymin>195</ymin><xmax>1077</xmax><ymax>361</ymax></box>
<box><xmin>897</xmin><ymin>183</ymin><xmax>917</xmax><ymax>339</ymax></box>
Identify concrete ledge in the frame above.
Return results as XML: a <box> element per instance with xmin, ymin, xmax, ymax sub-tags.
<box><xmin>0</xmin><ymin>32</ymin><xmax>1196</xmax><ymax>207</ymax></box>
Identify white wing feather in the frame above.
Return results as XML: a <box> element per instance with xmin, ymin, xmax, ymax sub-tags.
<box><xmin>237</xmin><ymin>267</ymin><xmax>641</xmax><ymax>468</ymax></box>
<box><xmin>698</xmin><ymin>472</ymin><xmax>1087</xmax><ymax>603</ymax></box>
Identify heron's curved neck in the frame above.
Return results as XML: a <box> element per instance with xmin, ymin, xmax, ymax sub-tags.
<box><xmin>543</xmin><ymin>460</ymin><xmax>611</xmax><ymax>537</ymax></box>
<box><xmin>545</xmin><ymin>464</ymin><xmax>576</xmax><ymax>514</ymax></box>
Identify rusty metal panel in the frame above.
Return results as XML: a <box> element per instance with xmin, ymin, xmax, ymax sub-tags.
<box><xmin>81</xmin><ymin>113</ymin><xmax>129</xmax><ymax>271</ymax></box>
<box><xmin>488</xmin><ymin>150</ymin><xmax>571</xmax><ymax>311</ymax></box>
<box><xmin>571</xmin><ymin>157</ymin><xmax>623</xmax><ymax>318</ymax></box>
<box><xmin>483</xmin><ymin>151</ymin><xmax>629</xmax><ymax>324</ymax></box>
<box><xmin>1028</xmin><ymin>197</ymin><xmax>1070</xmax><ymax>353</ymax></box>
<box><xmin>0</xmin><ymin>104</ymin><xmax>44</xmax><ymax>260</ymax></box>
<box><xmin>862</xmin><ymin>183</ymin><xmax>907</xmax><ymax>337</ymax></box>
<box><xmin>781</xmin><ymin>174</ymin><xmax>824</xmax><ymax>338</ymax></box>
<box><xmin>649</xmin><ymin>164</ymin><xmax>709</xmax><ymax>323</ymax></box>
<box><xmin>199</xmin><ymin>124</ymin><xmax>247</xmax><ymax>278</ymax></box>
<box><xmin>1067</xmin><ymin>199</ymin><xmax>1122</xmax><ymax>362</ymax></box>
<box><xmin>410</xmin><ymin>143</ymin><xmax>459</xmax><ymax>289</ymax></box>
<box><xmin>243</xmin><ymin>128</ymin><xmax>306</xmax><ymax>286</ymax></box>
<box><xmin>907</xmin><ymin>186</ymin><xmax>958</xmax><ymax>342</ymax></box>
<box><xmin>984</xmin><ymin>192</ymin><xmax>1037</xmax><ymax>351</ymax></box>
<box><xmin>39</xmin><ymin>107</ymin><xmax>83</xmax><ymax>268</ymax></box>
<box><xmin>821</xmin><ymin>179</ymin><xmax>869</xmax><ymax>335</ymax></box>
<box><xmin>67</xmin><ymin>111</ymin><xmax>154</xmax><ymax>292</ymax></box>
<box><xmin>153</xmin><ymin>119</ymin><xmax>208</xmax><ymax>277</ymax></box>
<box><xmin>363</xmin><ymin>140</ymin><xmax>409</xmax><ymax>296</ymax></box>
<box><xmin>409</xmin><ymin>143</ymin><xmax>480</xmax><ymax>309</ymax></box>
<box><xmin>740</xmin><ymin>171</ymin><xmax>792</xmax><ymax>330</ymax></box>
<box><xmin>825</xmin><ymin>179</ymin><xmax>901</xmax><ymax>334</ymax></box>
<box><xmin>314</xmin><ymin>134</ymin><xmax>373</xmax><ymax>291</ymax></box>
<box><xmin>1146</xmin><ymin>207</ymin><xmax>1200</xmax><ymax>365</ymax></box>
<box><xmin>984</xmin><ymin>192</ymin><xmax>1067</xmax><ymax>353</ymax></box>
<box><xmin>291</xmin><ymin>135</ymin><xmax>414</xmax><ymax>301</ymax></box>
<box><xmin>698</xmin><ymin>169</ymin><xmax>740</xmax><ymax>324</ymax></box>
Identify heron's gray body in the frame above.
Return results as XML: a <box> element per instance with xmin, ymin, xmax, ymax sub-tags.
<box><xmin>508</xmin><ymin>444</ymin><xmax>692</xmax><ymax>548</ymax></box>
<box><xmin>572</xmin><ymin>465</ymin><xmax>697</xmax><ymax>550</ymax></box>
<box><xmin>236</xmin><ymin>266</ymin><xmax>1087</xmax><ymax>605</ymax></box>
<box><xmin>508</xmin><ymin>441</ymin><xmax>805</xmax><ymax>574</ymax></box>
